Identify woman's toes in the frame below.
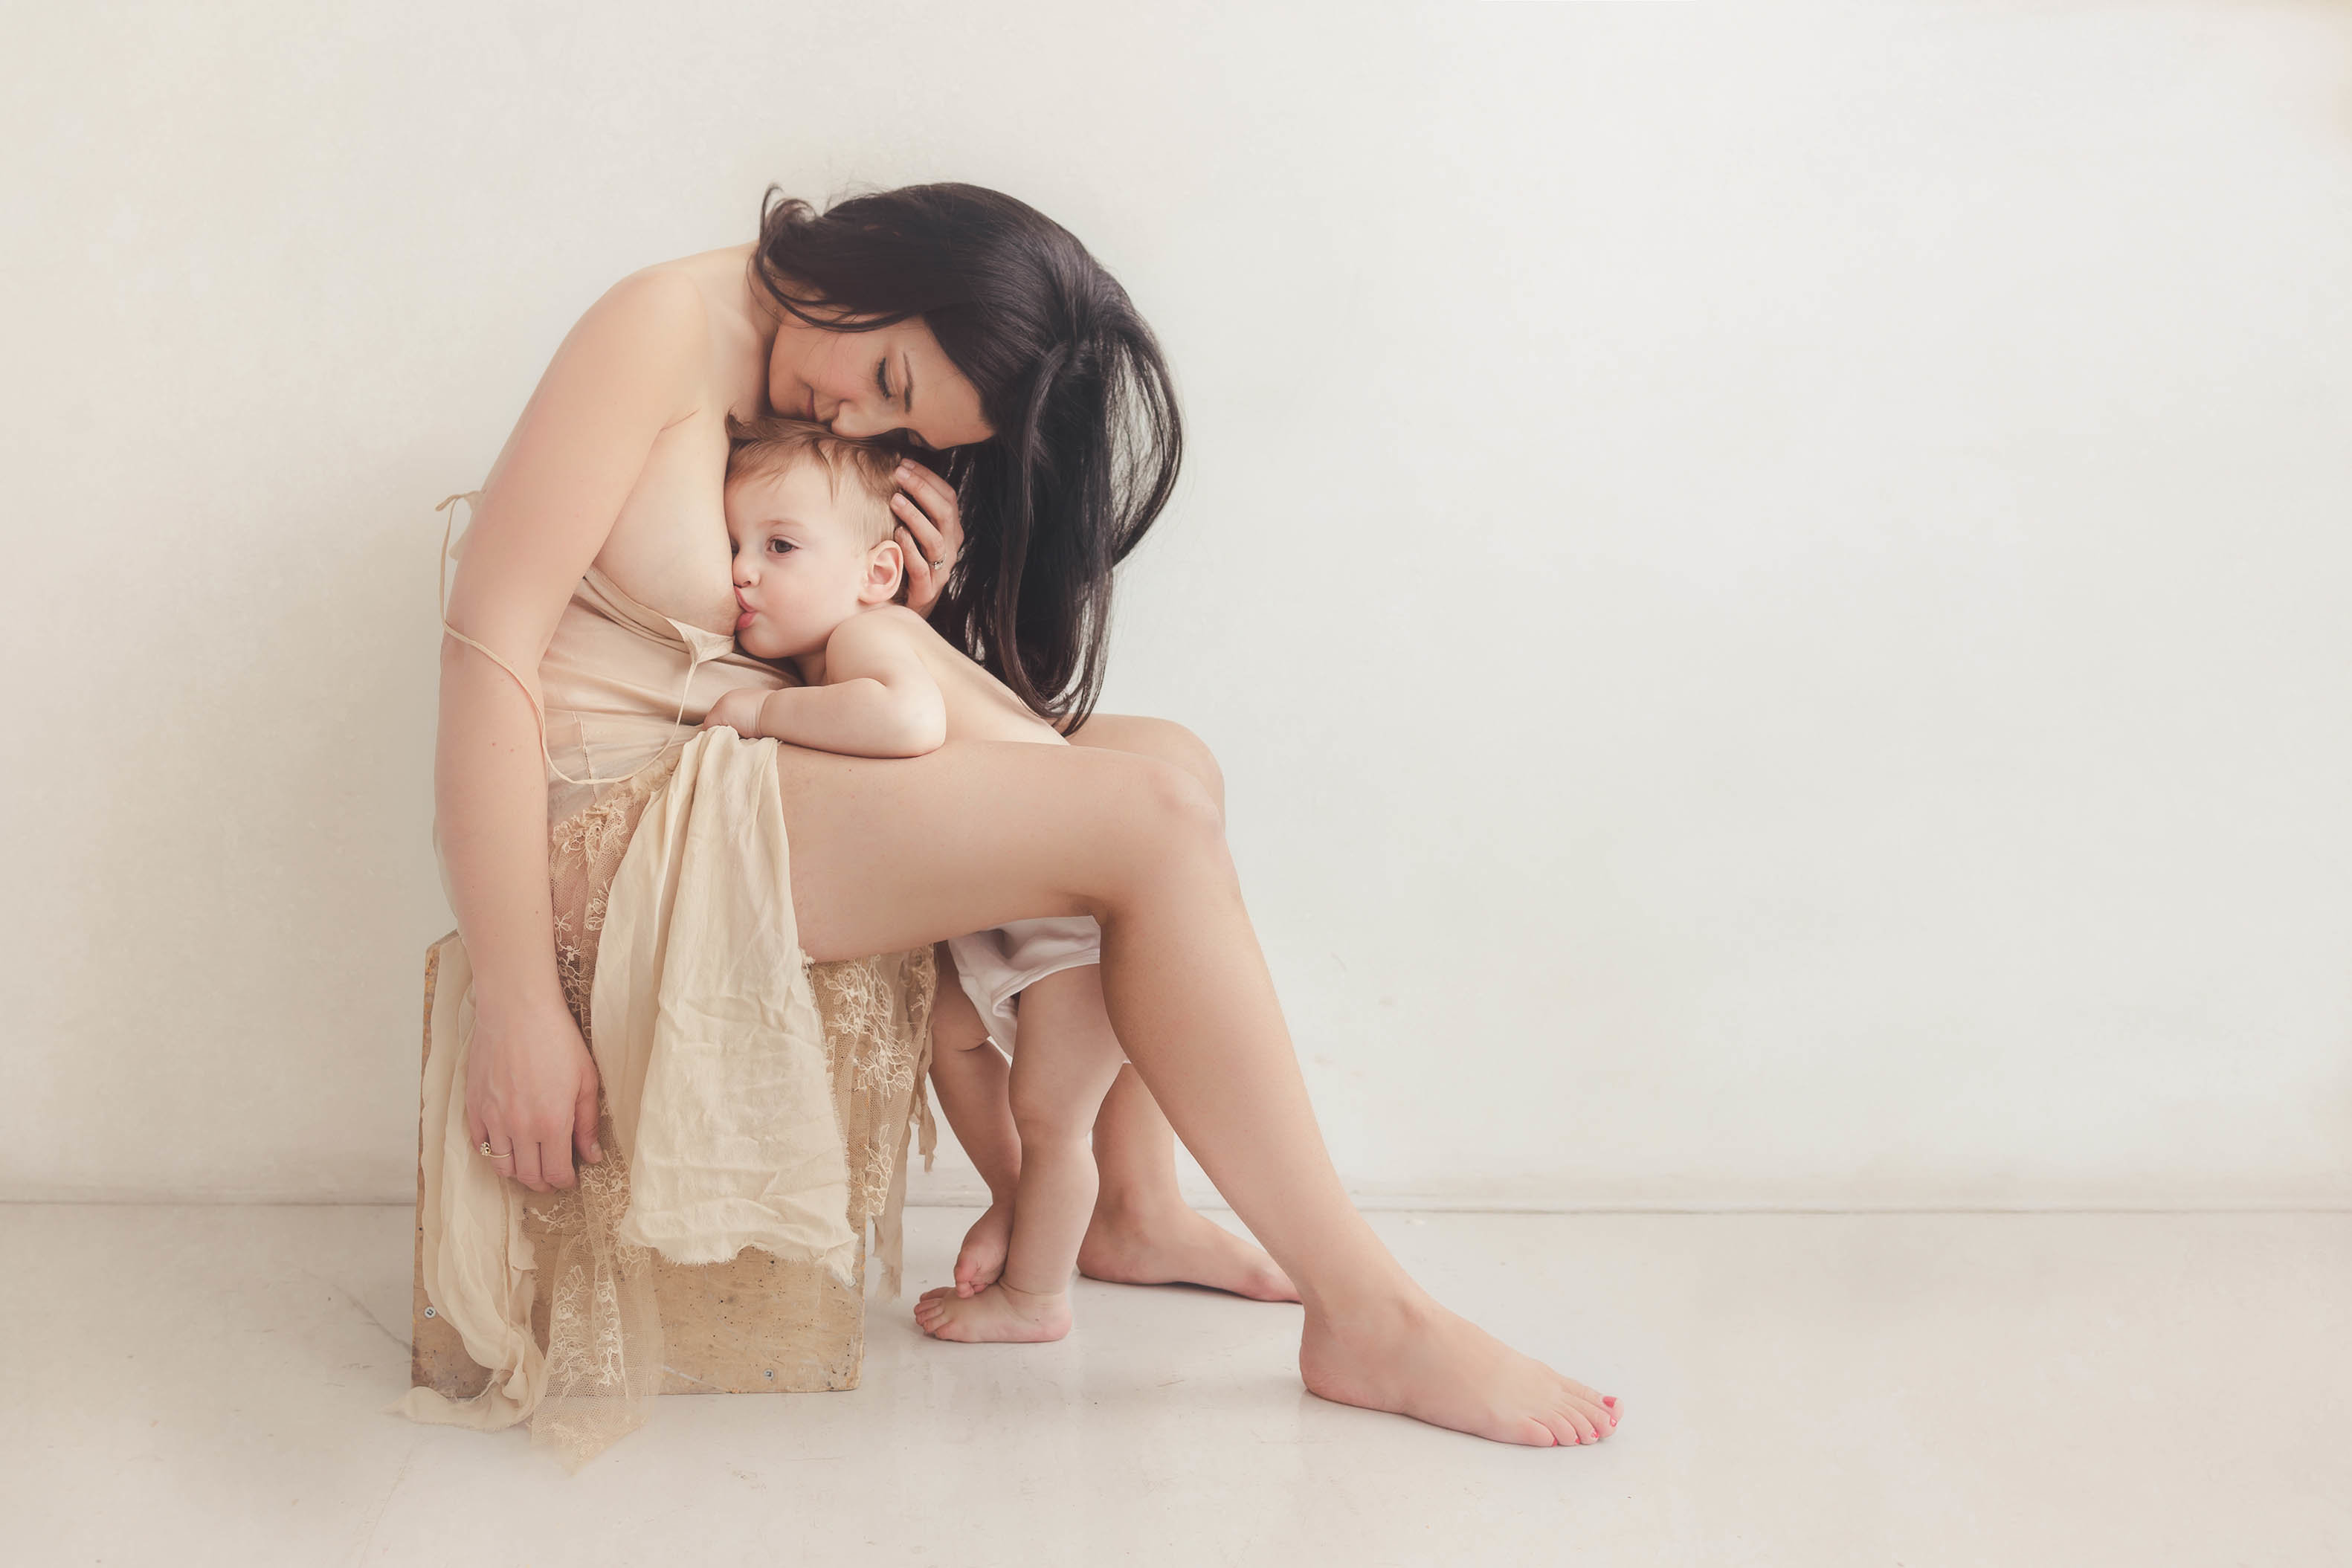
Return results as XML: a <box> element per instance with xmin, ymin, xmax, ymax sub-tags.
<box><xmin>1524</xmin><ymin>1416</ymin><xmax>1566</xmax><ymax>1447</ymax></box>
<box><xmin>1562</xmin><ymin>1405</ymin><xmax>1599</xmax><ymax>1444</ymax></box>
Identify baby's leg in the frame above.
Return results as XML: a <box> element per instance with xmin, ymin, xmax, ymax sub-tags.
<box><xmin>915</xmin><ymin>964</ymin><xmax>1126</xmax><ymax>1344</ymax></box>
<box><xmin>925</xmin><ymin>944</ymin><xmax>1021</xmax><ymax>1295</ymax></box>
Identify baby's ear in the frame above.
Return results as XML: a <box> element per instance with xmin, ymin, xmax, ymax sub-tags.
<box><xmin>860</xmin><ymin>537</ymin><xmax>906</xmax><ymax>606</ymax></box>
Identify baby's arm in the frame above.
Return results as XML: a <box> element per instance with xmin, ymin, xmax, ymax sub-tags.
<box><xmin>704</xmin><ymin>610</ymin><xmax>948</xmax><ymax>758</ymax></box>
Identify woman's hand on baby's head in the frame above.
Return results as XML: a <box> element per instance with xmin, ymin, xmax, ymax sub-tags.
<box><xmin>699</xmin><ymin>688</ymin><xmax>767</xmax><ymax>737</ymax></box>
<box><xmin>894</xmin><ymin>458</ymin><xmax>963</xmax><ymax>619</ymax></box>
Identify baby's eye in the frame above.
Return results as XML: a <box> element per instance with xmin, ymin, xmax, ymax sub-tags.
<box><xmin>767</xmin><ymin>538</ymin><xmax>795</xmax><ymax>555</ymax></box>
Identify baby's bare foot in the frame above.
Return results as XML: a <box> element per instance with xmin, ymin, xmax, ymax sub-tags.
<box><xmin>1079</xmin><ymin>1204</ymin><xmax>1301</xmax><ymax>1303</ymax></box>
<box><xmin>1299</xmin><ymin>1292</ymin><xmax>1620</xmax><ymax>1448</ymax></box>
<box><xmin>914</xmin><ymin>1280</ymin><xmax>1074</xmax><ymax>1343</ymax></box>
<box><xmin>953</xmin><ymin>1201</ymin><xmax>1014</xmax><ymax>1297</ymax></box>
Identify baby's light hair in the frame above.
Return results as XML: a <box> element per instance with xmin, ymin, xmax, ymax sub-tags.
<box><xmin>724</xmin><ymin>413</ymin><xmax>900</xmax><ymax>546</ymax></box>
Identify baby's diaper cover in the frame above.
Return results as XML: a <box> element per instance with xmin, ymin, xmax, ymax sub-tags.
<box><xmin>944</xmin><ymin>916</ymin><xmax>1103</xmax><ymax>1057</ymax></box>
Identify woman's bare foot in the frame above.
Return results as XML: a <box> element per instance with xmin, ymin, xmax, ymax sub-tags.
<box><xmin>952</xmin><ymin>1200</ymin><xmax>1015</xmax><ymax>1297</ymax></box>
<box><xmin>1298</xmin><ymin>1291</ymin><xmax>1620</xmax><ymax>1448</ymax></box>
<box><xmin>1078</xmin><ymin>1202</ymin><xmax>1301</xmax><ymax>1303</ymax></box>
<box><xmin>914</xmin><ymin>1280</ymin><xmax>1074</xmax><ymax>1343</ymax></box>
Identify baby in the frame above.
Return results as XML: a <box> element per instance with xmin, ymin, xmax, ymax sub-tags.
<box><xmin>700</xmin><ymin>413</ymin><xmax>1121</xmax><ymax>1344</ymax></box>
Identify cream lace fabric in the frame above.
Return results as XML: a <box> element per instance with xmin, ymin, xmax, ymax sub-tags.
<box><xmin>396</xmin><ymin>497</ymin><xmax>936</xmax><ymax>1470</ymax></box>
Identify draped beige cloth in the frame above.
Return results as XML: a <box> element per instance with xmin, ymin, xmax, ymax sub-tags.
<box><xmin>392</xmin><ymin>496</ymin><xmax>934</xmax><ymax>1468</ymax></box>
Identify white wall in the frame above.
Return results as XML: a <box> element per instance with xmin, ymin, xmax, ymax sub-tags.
<box><xmin>4</xmin><ymin>1</ymin><xmax>2346</xmax><ymax>1208</ymax></box>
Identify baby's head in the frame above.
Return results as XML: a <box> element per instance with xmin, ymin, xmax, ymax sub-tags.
<box><xmin>724</xmin><ymin>414</ymin><xmax>906</xmax><ymax>662</ymax></box>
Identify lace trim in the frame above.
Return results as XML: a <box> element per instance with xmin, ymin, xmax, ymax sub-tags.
<box><xmin>512</xmin><ymin>749</ymin><xmax>939</xmax><ymax>1463</ymax></box>
<box><xmin>524</xmin><ymin>753</ymin><xmax>680</xmax><ymax>1469</ymax></box>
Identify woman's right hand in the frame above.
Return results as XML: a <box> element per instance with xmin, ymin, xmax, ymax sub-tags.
<box><xmin>893</xmin><ymin>458</ymin><xmax>963</xmax><ymax>618</ymax></box>
<box><xmin>464</xmin><ymin>993</ymin><xmax>605</xmax><ymax>1193</ymax></box>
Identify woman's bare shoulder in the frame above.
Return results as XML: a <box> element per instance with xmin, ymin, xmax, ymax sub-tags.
<box><xmin>615</xmin><ymin>245</ymin><xmax>758</xmax><ymax>326</ymax></box>
<box><xmin>577</xmin><ymin>265</ymin><xmax>711</xmax><ymax>357</ymax></box>
<box><xmin>607</xmin><ymin>244</ymin><xmax>767</xmax><ymax>407</ymax></box>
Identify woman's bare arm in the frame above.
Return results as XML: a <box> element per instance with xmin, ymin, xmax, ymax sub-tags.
<box><xmin>434</xmin><ymin>269</ymin><xmax>708</xmax><ymax>1193</ymax></box>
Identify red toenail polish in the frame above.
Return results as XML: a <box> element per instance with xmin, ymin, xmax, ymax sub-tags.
<box><xmin>1602</xmin><ymin>1395</ymin><xmax>1617</xmax><ymax>1407</ymax></box>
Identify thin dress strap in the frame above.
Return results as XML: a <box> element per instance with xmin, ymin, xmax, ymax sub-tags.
<box><xmin>435</xmin><ymin>491</ymin><xmax>703</xmax><ymax>793</ymax></box>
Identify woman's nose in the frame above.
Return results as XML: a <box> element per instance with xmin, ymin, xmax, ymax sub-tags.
<box><xmin>825</xmin><ymin>397</ymin><xmax>880</xmax><ymax>439</ymax></box>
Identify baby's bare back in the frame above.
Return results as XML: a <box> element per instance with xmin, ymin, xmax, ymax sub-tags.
<box><xmin>875</xmin><ymin>606</ymin><xmax>1067</xmax><ymax>748</ymax></box>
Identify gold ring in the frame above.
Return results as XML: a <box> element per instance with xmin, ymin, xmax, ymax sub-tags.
<box><xmin>479</xmin><ymin>1140</ymin><xmax>511</xmax><ymax>1159</ymax></box>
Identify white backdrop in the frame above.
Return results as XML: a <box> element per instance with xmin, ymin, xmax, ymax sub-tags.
<box><xmin>3</xmin><ymin>1</ymin><xmax>2346</xmax><ymax>1209</ymax></box>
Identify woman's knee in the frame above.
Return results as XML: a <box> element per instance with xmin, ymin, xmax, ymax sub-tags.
<box><xmin>1068</xmin><ymin>714</ymin><xmax>1225</xmax><ymax>819</ymax></box>
<box><xmin>1117</xmin><ymin>755</ymin><xmax>1228</xmax><ymax>877</ymax></box>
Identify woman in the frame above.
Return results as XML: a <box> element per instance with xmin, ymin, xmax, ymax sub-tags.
<box><xmin>438</xmin><ymin>182</ymin><xmax>1617</xmax><ymax>1447</ymax></box>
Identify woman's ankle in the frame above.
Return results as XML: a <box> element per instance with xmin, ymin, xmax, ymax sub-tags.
<box><xmin>1087</xmin><ymin>1176</ymin><xmax>1187</xmax><ymax>1231</ymax></box>
<box><xmin>1300</xmin><ymin>1278</ymin><xmax>1438</xmax><ymax>1335</ymax></box>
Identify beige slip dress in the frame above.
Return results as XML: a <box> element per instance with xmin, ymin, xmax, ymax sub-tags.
<box><xmin>393</xmin><ymin>494</ymin><xmax>936</xmax><ymax>1470</ymax></box>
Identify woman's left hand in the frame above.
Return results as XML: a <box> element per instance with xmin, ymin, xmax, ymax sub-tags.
<box><xmin>892</xmin><ymin>458</ymin><xmax>963</xmax><ymax>618</ymax></box>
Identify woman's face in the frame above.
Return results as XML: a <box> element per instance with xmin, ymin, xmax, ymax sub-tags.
<box><xmin>767</xmin><ymin>313</ymin><xmax>994</xmax><ymax>453</ymax></box>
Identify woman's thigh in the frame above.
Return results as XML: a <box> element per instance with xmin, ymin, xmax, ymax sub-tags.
<box><xmin>771</xmin><ymin>738</ymin><xmax>1221</xmax><ymax>963</ymax></box>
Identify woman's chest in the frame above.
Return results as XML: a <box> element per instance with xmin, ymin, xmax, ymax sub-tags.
<box><xmin>593</xmin><ymin>403</ymin><xmax>740</xmax><ymax>638</ymax></box>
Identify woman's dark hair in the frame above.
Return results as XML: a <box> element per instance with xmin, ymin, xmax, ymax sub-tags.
<box><xmin>752</xmin><ymin>182</ymin><xmax>1182</xmax><ymax>729</ymax></box>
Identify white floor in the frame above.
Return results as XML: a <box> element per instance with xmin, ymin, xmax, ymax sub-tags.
<box><xmin>1</xmin><ymin>1205</ymin><xmax>2345</xmax><ymax>1567</ymax></box>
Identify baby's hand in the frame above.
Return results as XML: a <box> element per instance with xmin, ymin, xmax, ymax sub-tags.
<box><xmin>698</xmin><ymin>688</ymin><xmax>768</xmax><ymax>737</ymax></box>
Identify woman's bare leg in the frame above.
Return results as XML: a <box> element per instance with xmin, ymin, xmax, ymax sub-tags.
<box><xmin>1063</xmin><ymin>715</ymin><xmax>1298</xmax><ymax>1301</ymax></box>
<box><xmin>924</xmin><ymin>944</ymin><xmax>1022</xmax><ymax>1297</ymax></box>
<box><xmin>932</xmin><ymin>939</ymin><xmax>1294</xmax><ymax>1300</ymax></box>
<box><xmin>777</xmin><ymin>740</ymin><xmax>1618</xmax><ymax>1447</ymax></box>
<box><xmin>1077</xmin><ymin>1069</ymin><xmax>1300</xmax><ymax>1302</ymax></box>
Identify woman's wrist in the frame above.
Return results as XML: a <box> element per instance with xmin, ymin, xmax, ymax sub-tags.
<box><xmin>468</xmin><ymin>961</ymin><xmax>570</xmax><ymax>1023</ymax></box>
